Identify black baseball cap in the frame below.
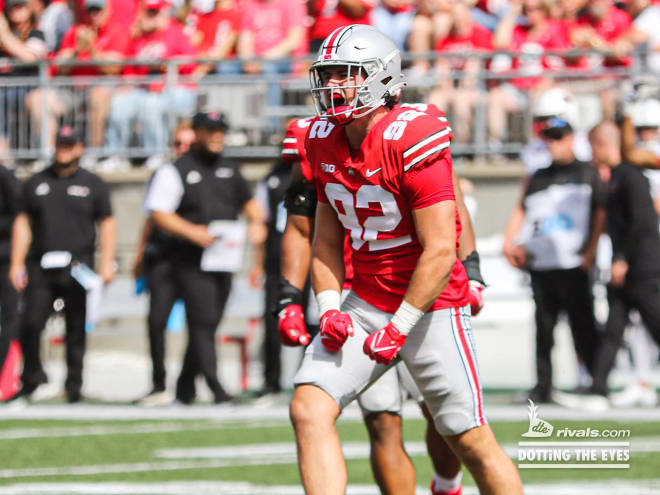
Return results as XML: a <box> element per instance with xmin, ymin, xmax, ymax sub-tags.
<box><xmin>192</xmin><ymin>111</ymin><xmax>229</xmax><ymax>131</ymax></box>
<box><xmin>539</xmin><ymin>117</ymin><xmax>573</xmax><ymax>140</ymax></box>
<box><xmin>6</xmin><ymin>0</ymin><xmax>28</xmax><ymax>7</ymax></box>
<box><xmin>55</xmin><ymin>125</ymin><xmax>81</xmax><ymax>146</ymax></box>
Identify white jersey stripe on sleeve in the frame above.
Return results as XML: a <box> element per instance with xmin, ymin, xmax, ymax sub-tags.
<box><xmin>403</xmin><ymin>128</ymin><xmax>450</xmax><ymax>158</ymax></box>
<box><xmin>403</xmin><ymin>141</ymin><xmax>450</xmax><ymax>172</ymax></box>
<box><xmin>281</xmin><ymin>149</ymin><xmax>300</xmax><ymax>155</ymax></box>
<box><xmin>283</xmin><ymin>137</ymin><xmax>297</xmax><ymax>144</ymax></box>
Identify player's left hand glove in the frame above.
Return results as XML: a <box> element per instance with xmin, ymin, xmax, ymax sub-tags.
<box><xmin>278</xmin><ymin>304</ymin><xmax>311</xmax><ymax>347</ymax></box>
<box><xmin>467</xmin><ymin>280</ymin><xmax>484</xmax><ymax>316</ymax></box>
<box><xmin>363</xmin><ymin>321</ymin><xmax>407</xmax><ymax>365</ymax></box>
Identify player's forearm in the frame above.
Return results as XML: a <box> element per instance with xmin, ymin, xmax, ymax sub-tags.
<box><xmin>10</xmin><ymin>213</ymin><xmax>32</xmax><ymax>268</ymax></box>
<box><xmin>281</xmin><ymin>215</ymin><xmax>313</xmax><ymax>290</ymax></box>
<box><xmin>311</xmin><ymin>203</ymin><xmax>346</xmax><ymax>296</ymax></box>
<box><xmin>403</xmin><ymin>244</ymin><xmax>455</xmax><ymax>312</ymax></box>
<box><xmin>404</xmin><ymin>201</ymin><xmax>458</xmax><ymax>312</ymax></box>
<box><xmin>311</xmin><ymin>240</ymin><xmax>344</xmax><ymax>296</ymax></box>
<box><xmin>453</xmin><ymin>171</ymin><xmax>476</xmax><ymax>259</ymax></box>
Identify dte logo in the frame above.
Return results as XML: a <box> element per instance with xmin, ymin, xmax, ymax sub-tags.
<box><xmin>322</xmin><ymin>163</ymin><xmax>336</xmax><ymax>173</ymax></box>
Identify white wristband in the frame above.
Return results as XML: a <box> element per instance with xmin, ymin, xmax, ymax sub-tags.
<box><xmin>317</xmin><ymin>290</ymin><xmax>341</xmax><ymax>315</ymax></box>
<box><xmin>390</xmin><ymin>301</ymin><xmax>425</xmax><ymax>335</ymax></box>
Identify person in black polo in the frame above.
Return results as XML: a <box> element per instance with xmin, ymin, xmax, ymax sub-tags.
<box><xmin>132</xmin><ymin>121</ymin><xmax>196</xmax><ymax>407</ymax></box>
<box><xmin>145</xmin><ymin>111</ymin><xmax>266</xmax><ymax>404</ymax></box>
<box><xmin>7</xmin><ymin>126</ymin><xmax>116</xmax><ymax>403</ymax></box>
<box><xmin>502</xmin><ymin>116</ymin><xmax>607</xmax><ymax>403</ymax></box>
<box><xmin>0</xmin><ymin>162</ymin><xmax>22</xmax><ymax>378</ymax></box>
<box><xmin>582</xmin><ymin>121</ymin><xmax>660</xmax><ymax>407</ymax></box>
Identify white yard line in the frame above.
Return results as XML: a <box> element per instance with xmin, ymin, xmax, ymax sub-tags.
<box><xmin>0</xmin><ymin>439</ymin><xmax>658</xmax><ymax>480</ymax></box>
<box><xmin>0</xmin><ymin>420</ymin><xmax>287</xmax><ymax>440</ymax></box>
<box><xmin>0</xmin><ymin>481</ymin><xmax>659</xmax><ymax>495</ymax></box>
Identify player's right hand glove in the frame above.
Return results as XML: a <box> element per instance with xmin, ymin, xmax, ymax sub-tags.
<box><xmin>319</xmin><ymin>309</ymin><xmax>354</xmax><ymax>352</ymax></box>
<box><xmin>467</xmin><ymin>281</ymin><xmax>484</xmax><ymax>316</ymax></box>
<box><xmin>275</xmin><ymin>278</ymin><xmax>311</xmax><ymax>346</ymax></box>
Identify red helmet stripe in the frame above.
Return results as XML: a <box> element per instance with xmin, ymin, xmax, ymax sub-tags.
<box><xmin>323</xmin><ymin>25</ymin><xmax>352</xmax><ymax>59</ymax></box>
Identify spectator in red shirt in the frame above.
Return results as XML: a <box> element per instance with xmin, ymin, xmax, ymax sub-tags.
<box><xmin>56</xmin><ymin>0</ymin><xmax>130</xmax><ymax>147</ymax></box>
<box><xmin>571</xmin><ymin>0</ymin><xmax>641</xmax><ymax>67</ymax></box>
<box><xmin>488</xmin><ymin>0</ymin><xmax>569</xmax><ymax>150</ymax></box>
<box><xmin>570</xmin><ymin>0</ymin><xmax>646</xmax><ymax>118</ymax></box>
<box><xmin>308</xmin><ymin>0</ymin><xmax>375</xmax><ymax>53</ymax></box>
<box><xmin>237</xmin><ymin>0</ymin><xmax>305</xmax><ymax>129</ymax></box>
<box><xmin>427</xmin><ymin>0</ymin><xmax>493</xmax><ymax>144</ymax></box>
<box><xmin>408</xmin><ymin>0</ymin><xmax>452</xmax><ymax>76</ymax></box>
<box><xmin>237</xmin><ymin>0</ymin><xmax>306</xmax><ymax>74</ymax></box>
<box><xmin>106</xmin><ymin>0</ymin><xmax>198</xmax><ymax>154</ymax></box>
<box><xmin>189</xmin><ymin>0</ymin><xmax>241</xmax><ymax>75</ymax></box>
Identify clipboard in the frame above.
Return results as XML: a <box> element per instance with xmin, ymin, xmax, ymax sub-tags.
<box><xmin>200</xmin><ymin>220</ymin><xmax>247</xmax><ymax>272</ymax></box>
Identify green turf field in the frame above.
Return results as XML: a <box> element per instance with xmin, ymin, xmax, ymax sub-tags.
<box><xmin>0</xmin><ymin>416</ymin><xmax>658</xmax><ymax>489</ymax></box>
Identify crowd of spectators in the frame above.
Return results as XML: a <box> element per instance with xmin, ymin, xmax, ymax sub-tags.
<box><xmin>1</xmin><ymin>0</ymin><xmax>660</xmax><ymax>154</ymax></box>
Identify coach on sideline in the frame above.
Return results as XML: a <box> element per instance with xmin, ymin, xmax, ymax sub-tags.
<box><xmin>145</xmin><ymin>111</ymin><xmax>266</xmax><ymax>405</ymax></box>
<box><xmin>583</xmin><ymin>121</ymin><xmax>660</xmax><ymax>407</ymax></box>
<box><xmin>7</xmin><ymin>126</ymin><xmax>116</xmax><ymax>403</ymax></box>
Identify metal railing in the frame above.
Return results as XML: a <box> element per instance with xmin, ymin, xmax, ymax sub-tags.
<box><xmin>0</xmin><ymin>48</ymin><xmax>653</xmax><ymax>164</ymax></box>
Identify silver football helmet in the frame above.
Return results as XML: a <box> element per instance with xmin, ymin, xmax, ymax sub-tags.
<box><xmin>309</xmin><ymin>24</ymin><xmax>406</xmax><ymax>125</ymax></box>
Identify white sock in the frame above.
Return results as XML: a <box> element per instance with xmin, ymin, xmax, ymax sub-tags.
<box><xmin>432</xmin><ymin>472</ymin><xmax>463</xmax><ymax>492</ymax></box>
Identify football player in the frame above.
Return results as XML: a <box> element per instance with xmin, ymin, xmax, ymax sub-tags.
<box><xmin>287</xmin><ymin>25</ymin><xmax>522</xmax><ymax>494</ymax></box>
<box><xmin>277</xmin><ymin>102</ymin><xmax>485</xmax><ymax>495</ymax></box>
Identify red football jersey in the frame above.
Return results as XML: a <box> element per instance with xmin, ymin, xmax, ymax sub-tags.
<box><xmin>306</xmin><ymin>104</ymin><xmax>469</xmax><ymax>313</ymax></box>
<box><xmin>282</xmin><ymin>117</ymin><xmax>315</xmax><ymax>182</ymax></box>
<box><xmin>282</xmin><ymin>116</ymin><xmax>355</xmax><ymax>287</ymax></box>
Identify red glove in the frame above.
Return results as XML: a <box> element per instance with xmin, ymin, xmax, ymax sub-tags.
<box><xmin>319</xmin><ymin>309</ymin><xmax>354</xmax><ymax>352</ymax></box>
<box><xmin>363</xmin><ymin>321</ymin><xmax>407</xmax><ymax>365</ymax></box>
<box><xmin>467</xmin><ymin>281</ymin><xmax>484</xmax><ymax>316</ymax></box>
<box><xmin>278</xmin><ymin>304</ymin><xmax>311</xmax><ymax>346</ymax></box>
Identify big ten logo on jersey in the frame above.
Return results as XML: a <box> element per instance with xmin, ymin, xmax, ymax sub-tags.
<box><xmin>325</xmin><ymin>183</ymin><xmax>411</xmax><ymax>252</ymax></box>
<box><xmin>383</xmin><ymin>109</ymin><xmax>426</xmax><ymax>141</ymax></box>
<box><xmin>309</xmin><ymin>120</ymin><xmax>335</xmax><ymax>139</ymax></box>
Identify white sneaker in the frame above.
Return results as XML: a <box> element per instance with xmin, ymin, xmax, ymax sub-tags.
<box><xmin>610</xmin><ymin>383</ymin><xmax>658</xmax><ymax>408</ymax></box>
<box><xmin>30</xmin><ymin>383</ymin><xmax>62</xmax><ymax>403</ymax></box>
<box><xmin>135</xmin><ymin>390</ymin><xmax>175</xmax><ymax>407</ymax></box>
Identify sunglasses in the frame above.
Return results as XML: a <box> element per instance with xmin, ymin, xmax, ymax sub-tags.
<box><xmin>541</xmin><ymin>127</ymin><xmax>571</xmax><ymax>141</ymax></box>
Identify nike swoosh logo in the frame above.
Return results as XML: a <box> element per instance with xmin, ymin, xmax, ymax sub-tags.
<box><xmin>365</xmin><ymin>168</ymin><xmax>382</xmax><ymax>177</ymax></box>
<box><xmin>370</xmin><ymin>344</ymin><xmax>398</xmax><ymax>353</ymax></box>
